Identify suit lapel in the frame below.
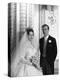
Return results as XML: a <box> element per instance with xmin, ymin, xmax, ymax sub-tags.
<box><xmin>46</xmin><ymin>35</ymin><xmax>51</xmax><ymax>49</ymax></box>
<box><xmin>42</xmin><ymin>37</ymin><xmax>44</xmax><ymax>49</ymax></box>
<box><xmin>44</xmin><ymin>35</ymin><xmax>50</xmax><ymax>52</ymax></box>
<box><xmin>47</xmin><ymin>35</ymin><xmax>51</xmax><ymax>44</ymax></box>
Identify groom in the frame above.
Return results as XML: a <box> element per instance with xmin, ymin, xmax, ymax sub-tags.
<box><xmin>39</xmin><ymin>24</ymin><xmax>57</xmax><ymax>75</ymax></box>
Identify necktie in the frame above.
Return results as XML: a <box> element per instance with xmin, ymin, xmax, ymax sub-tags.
<box><xmin>43</xmin><ymin>38</ymin><xmax>47</xmax><ymax>57</ymax></box>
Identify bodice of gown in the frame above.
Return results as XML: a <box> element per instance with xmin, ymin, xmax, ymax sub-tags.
<box><xmin>24</xmin><ymin>41</ymin><xmax>36</xmax><ymax>61</ymax></box>
<box><xmin>25</xmin><ymin>47</ymin><xmax>36</xmax><ymax>60</ymax></box>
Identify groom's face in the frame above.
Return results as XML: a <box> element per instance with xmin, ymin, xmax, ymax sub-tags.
<box><xmin>28</xmin><ymin>32</ymin><xmax>34</xmax><ymax>41</ymax></box>
<box><xmin>42</xmin><ymin>26</ymin><xmax>49</xmax><ymax>37</ymax></box>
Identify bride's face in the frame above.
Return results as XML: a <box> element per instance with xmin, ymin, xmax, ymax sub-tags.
<box><xmin>28</xmin><ymin>31</ymin><xmax>34</xmax><ymax>41</ymax></box>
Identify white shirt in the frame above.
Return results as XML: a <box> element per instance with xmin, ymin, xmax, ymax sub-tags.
<box><xmin>44</xmin><ymin>35</ymin><xmax>49</xmax><ymax>41</ymax></box>
<box><xmin>43</xmin><ymin>35</ymin><xmax>49</xmax><ymax>57</ymax></box>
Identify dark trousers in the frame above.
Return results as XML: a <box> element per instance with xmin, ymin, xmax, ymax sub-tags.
<box><xmin>50</xmin><ymin>63</ymin><xmax>54</xmax><ymax>74</ymax></box>
<box><xmin>40</xmin><ymin>57</ymin><xmax>53</xmax><ymax>75</ymax></box>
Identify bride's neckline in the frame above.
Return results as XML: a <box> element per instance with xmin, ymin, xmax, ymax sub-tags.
<box><xmin>26</xmin><ymin>38</ymin><xmax>35</xmax><ymax>49</ymax></box>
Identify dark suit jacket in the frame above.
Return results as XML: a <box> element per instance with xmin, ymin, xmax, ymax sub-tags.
<box><xmin>39</xmin><ymin>35</ymin><xmax>57</xmax><ymax>66</ymax></box>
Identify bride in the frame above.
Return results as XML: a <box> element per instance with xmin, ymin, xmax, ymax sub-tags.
<box><xmin>11</xmin><ymin>28</ymin><xmax>43</xmax><ymax>77</ymax></box>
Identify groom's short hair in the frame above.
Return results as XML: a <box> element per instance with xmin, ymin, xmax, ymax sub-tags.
<box><xmin>26</xmin><ymin>28</ymin><xmax>34</xmax><ymax>35</ymax></box>
<box><xmin>42</xmin><ymin>24</ymin><xmax>49</xmax><ymax>30</ymax></box>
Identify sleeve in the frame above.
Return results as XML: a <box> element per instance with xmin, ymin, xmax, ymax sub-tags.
<box><xmin>52</xmin><ymin>38</ymin><xmax>57</xmax><ymax>62</ymax></box>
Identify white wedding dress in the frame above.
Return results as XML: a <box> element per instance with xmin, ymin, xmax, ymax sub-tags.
<box><xmin>11</xmin><ymin>32</ymin><xmax>43</xmax><ymax>77</ymax></box>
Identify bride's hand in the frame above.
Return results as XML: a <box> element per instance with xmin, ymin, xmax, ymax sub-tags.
<box><xmin>19</xmin><ymin>57</ymin><xmax>33</xmax><ymax>66</ymax></box>
<box><xmin>31</xmin><ymin>56</ymin><xmax>37</xmax><ymax>64</ymax></box>
<box><xmin>26</xmin><ymin>61</ymin><xmax>32</xmax><ymax>66</ymax></box>
<box><xmin>18</xmin><ymin>57</ymin><xmax>32</xmax><ymax>66</ymax></box>
<box><xmin>24</xmin><ymin>57</ymin><xmax>32</xmax><ymax>66</ymax></box>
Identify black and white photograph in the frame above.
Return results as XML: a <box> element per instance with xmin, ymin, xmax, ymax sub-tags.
<box><xmin>8</xmin><ymin>3</ymin><xmax>59</xmax><ymax>77</ymax></box>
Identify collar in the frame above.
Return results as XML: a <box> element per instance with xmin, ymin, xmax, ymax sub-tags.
<box><xmin>44</xmin><ymin>35</ymin><xmax>49</xmax><ymax>41</ymax></box>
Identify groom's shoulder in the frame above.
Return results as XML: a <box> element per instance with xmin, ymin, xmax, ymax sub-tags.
<box><xmin>49</xmin><ymin>35</ymin><xmax>56</xmax><ymax>42</ymax></box>
<box><xmin>39</xmin><ymin>37</ymin><xmax>44</xmax><ymax>42</ymax></box>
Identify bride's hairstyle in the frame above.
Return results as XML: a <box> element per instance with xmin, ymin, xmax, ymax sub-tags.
<box><xmin>26</xmin><ymin>28</ymin><xmax>34</xmax><ymax>35</ymax></box>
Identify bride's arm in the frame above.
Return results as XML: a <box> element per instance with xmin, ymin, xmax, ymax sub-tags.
<box><xmin>18</xmin><ymin>57</ymin><xmax>32</xmax><ymax>66</ymax></box>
